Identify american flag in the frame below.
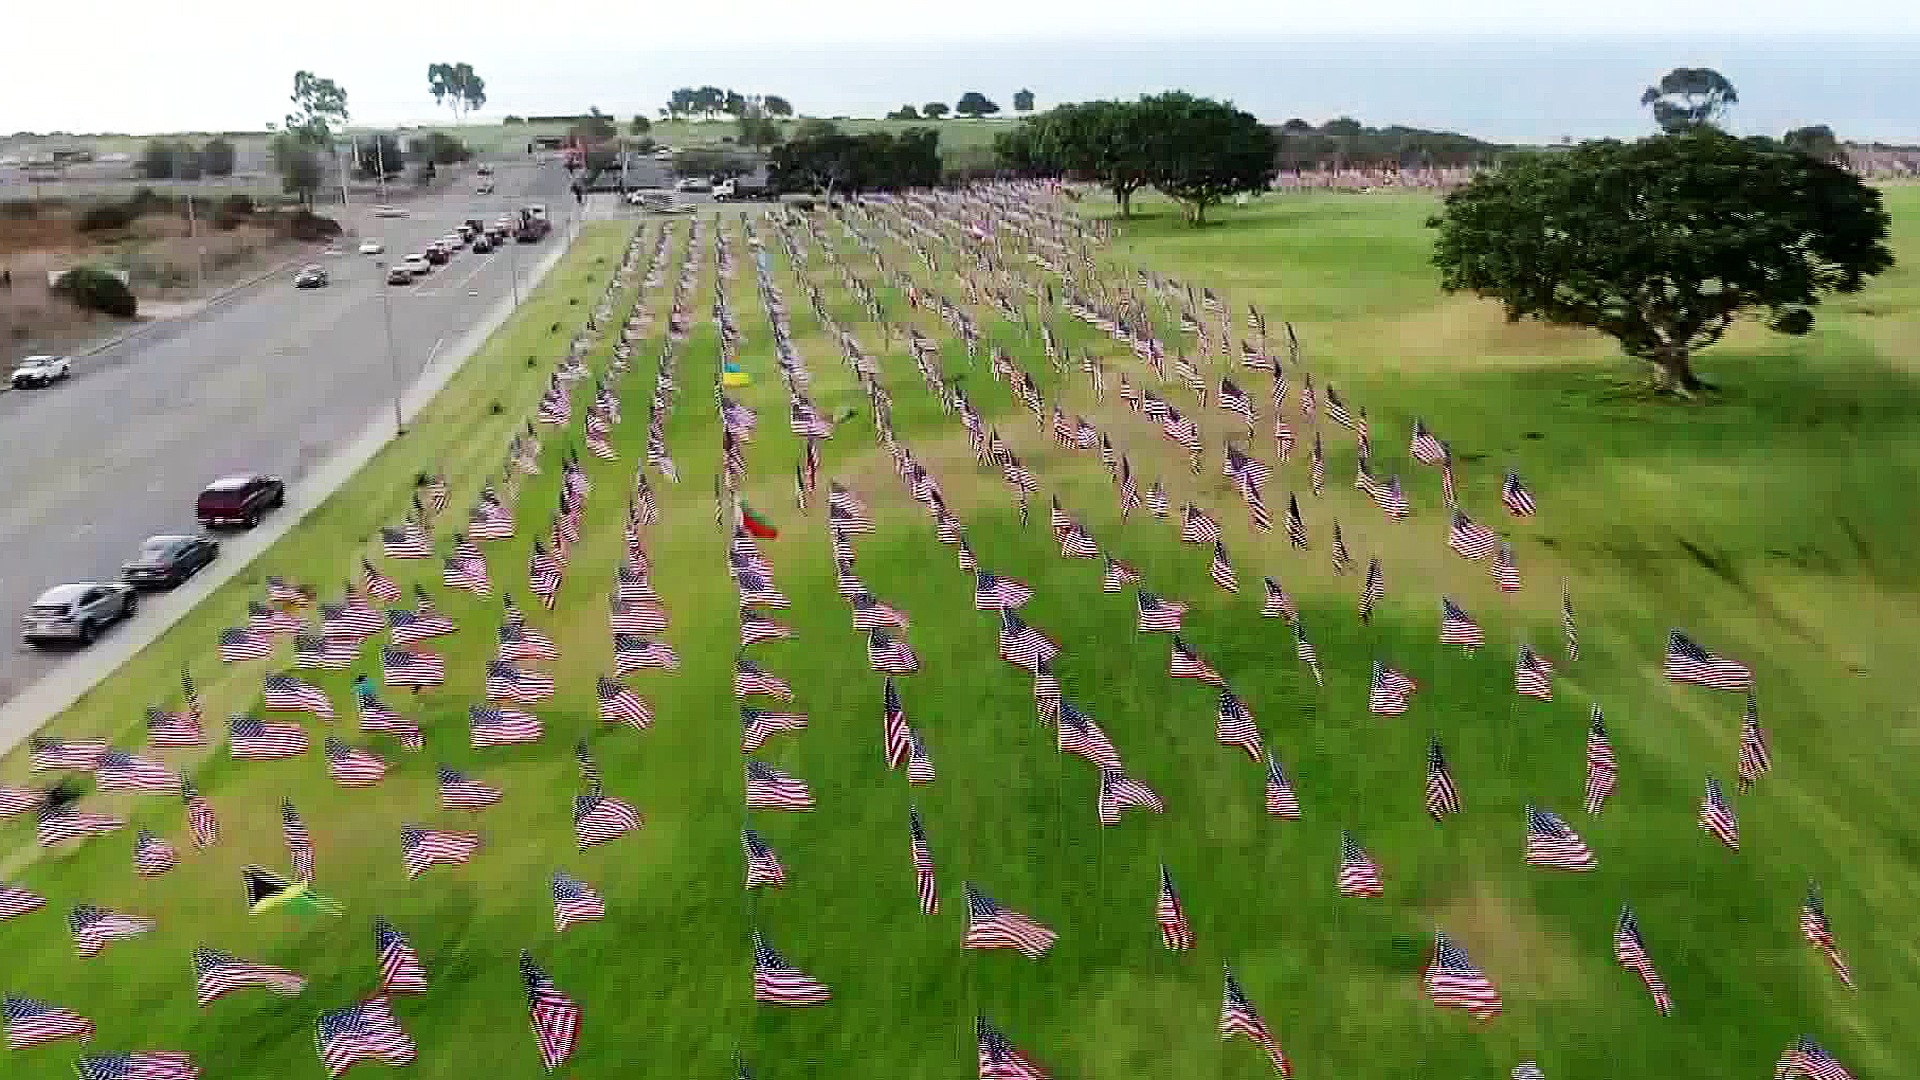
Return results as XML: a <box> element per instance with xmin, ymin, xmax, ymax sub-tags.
<box><xmin>1700</xmin><ymin>775</ymin><xmax>1740</xmax><ymax>850</ymax></box>
<box><xmin>498</xmin><ymin>620</ymin><xmax>559</xmax><ymax>662</ymax></box>
<box><xmin>0</xmin><ymin>784</ymin><xmax>35</xmax><ymax>817</ymax></box>
<box><xmin>1441</xmin><ymin>455</ymin><xmax>1458</xmax><ymax>507</ymax></box>
<box><xmin>735</xmin><ymin>571</ymin><xmax>789</xmax><ymax>608</ymax></box>
<box><xmin>852</xmin><ymin>593</ymin><xmax>910</xmax><ymax>631</ymax></box>
<box><xmin>1525</xmin><ymin>806</ymin><xmax>1597</xmax><ymax>870</ymax></box>
<box><xmin>193</xmin><ymin>945</ymin><xmax>305</xmax><ymax>1005</ymax></box>
<box><xmin>73</xmin><ymin>1054</ymin><xmax>199</xmax><ymax>1080</ymax></box>
<box><xmin>1515</xmin><ymin>646</ymin><xmax>1553</xmax><ymax>700</ymax></box>
<box><xmin>1615</xmin><ymin>905</ymin><xmax>1673</xmax><ymax>1015</ymax></box>
<box><xmin>1354</xmin><ymin>454</ymin><xmax>1383</xmax><ymax>500</ymax></box>
<box><xmin>230</xmin><ymin>715</ymin><xmax>309</xmax><ymax>760</ymax></box>
<box><xmin>740</xmin><ymin>608</ymin><xmax>794</xmax><ymax>644</ymax></box>
<box><xmin>1295</xmin><ymin>622</ymin><xmax>1323</xmax><ymax>686</ymax></box>
<box><xmin>1273</xmin><ymin>415</ymin><xmax>1295</xmax><ymax>462</ymax></box>
<box><xmin>1324</xmin><ymin>384</ymin><xmax>1355</xmax><ymax>429</ymax></box>
<box><xmin>1281</xmin><ymin>494</ymin><xmax>1308</xmax><ymax>550</ymax></box>
<box><xmin>437</xmin><ymin>764</ymin><xmax>502</xmax><ymax>811</ymax></box>
<box><xmin>1562</xmin><ymin>584</ymin><xmax>1579</xmax><ymax>661</ymax></box>
<box><xmin>1219</xmin><ymin>968</ymin><xmax>1290</xmax><ymax>1077</ymax></box>
<box><xmin>1159</xmin><ymin>633</ymin><xmax>1223</xmax><ymax>685</ymax></box>
<box><xmin>486</xmin><ymin>660</ymin><xmax>555</xmax><ymax>702</ymax></box>
<box><xmin>975</xmin><ymin>572</ymin><xmax>1033</xmax><ymax>610</ymax></box>
<box><xmin>375</xmin><ymin>920</ymin><xmax>428</xmax><ymax>994</ymax></box>
<box><xmin>1058</xmin><ymin>522</ymin><xmax>1098</xmax><ymax>559</ymax></box>
<box><xmin>1</xmin><ymin>882</ymin><xmax>45</xmax><ymax>919</ymax></box>
<box><xmin>1180</xmin><ymin>504</ymin><xmax>1221</xmax><ymax>544</ymax></box>
<box><xmin>282</xmin><ymin>799</ymin><xmax>314</xmax><ymax>880</ymax></box>
<box><xmin>264</xmin><ymin>673</ymin><xmax>334</xmax><ymax>720</ymax></box>
<box><xmin>1256</xmin><ymin>578</ymin><xmax>1295</xmax><ymax>623</ymax></box>
<box><xmin>1585</xmin><ymin>704</ymin><xmax>1617</xmax><ymax>814</ymax></box>
<box><xmin>1800</xmin><ymin>880</ymin><xmax>1856</xmax><ymax>990</ymax></box>
<box><xmin>266</xmin><ymin>576</ymin><xmax>313</xmax><ymax>605</ymax></box>
<box><xmin>885</xmin><ymin>679</ymin><xmax>914</xmax><ymax>768</ymax></box>
<box><xmin>468</xmin><ymin>504</ymin><xmax>514</xmax><ymax>542</ymax></box>
<box><xmin>1503</xmin><ymin>471</ymin><xmax>1537</xmax><ymax>516</ymax></box>
<box><xmin>134</xmin><ymin>829</ymin><xmax>176</xmax><ymax>876</ymax></box>
<box><xmin>1096</xmin><ymin>768</ymin><xmax>1164</xmax><ymax>825</ymax></box>
<box><xmin>528</xmin><ymin>542</ymin><xmax>563</xmax><ymax>607</ymax></box>
<box><xmin>1136</xmin><ymin>591</ymin><xmax>1187</xmax><ymax>632</ymax></box>
<box><xmin>1253</xmin><ymin>749</ymin><xmax>1300</xmax><ymax>818</ymax></box>
<box><xmin>1329</xmin><ymin>520</ymin><xmax>1350</xmax><ymax>574</ymax></box>
<box><xmin>381</xmin><ymin>646</ymin><xmax>444</xmax><ymax>687</ymax></box>
<box><xmin>741</xmin><ymin>708</ymin><xmax>808</xmax><ymax>753</ymax></box>
<box><xmin>1448</xmin><ymin>511</ymin><xmax>1499</xmax><ymax>559</ymax></box>
<box><xmin>907</xmin><ymin>805</ymin><xmax>940</xmax><ymax>914</ymax></box>
<box><xmin>1737</xmin><ymin>696</ymin><xmax>1772</xmax><ymax>793</ymax></box>
<box><xmin>1147</xmin><ymin>481</ymin><xmax>1169</xmax><ymax>519</ymax></box>
<box><xmin>419</xmin><ymin>474</ymin><xmax>448</xmax><ymax>512</ymax></box>
<box><xmin>293</xmin><ymin>633</ymin><xmax>355</xmax><ymax>671</ymax></box>
<box><xmin>964</xmin><ymin>884</ymin><xmax>1057</xmax><ymax>958</ymax></box>
<box><xmin>1032</xmin><ymin>659</ymin><xmax>1061</xmax><ymax>722</ymax></box>
<box><xmin>325</xmin><ymin>737</ymin><xmax>386</xmax><ymax>787</ymax></box>
<box><xmin>907</xmin><ymin>731</ymin><xmax>936</xmax><ymax>784</ymax></box>
<box><xmin>752</xmin><ymin>931</ymin><xmax>831</xmax><ymax>1005</ymax></box>
<box><xmin>1775</xmin><ymin>1035</ymin><xmax>1855</xmax><ymax>1080</ymax></box>
<box><xmin>248</xmin><ymin>601</ymin><xmax>303</xmax><ymax>635</ymax></box>
<box><xmin>1215</xmin><ymin>690</ymin><xmax>1263</xmax><ymax>759</ymax></box>
<box><xmin>867</xmin><ymin>629</ymin><xmax>920</xmax><ymax>674</ymax></box>
<box><xmin>609</xmin><ymin>600</ymin><xmax>670</xmax><ymax>635</ymax></box>
<box><xmin>1209</xmin><ymin>543</ymin><xmax>1239</xmax><ymax>593</ymax></box>
<box><xmin>356</xmin><ymin>695</ymin><xmax>421</xmax><ymax>751</ymax></box>
<box><xmin>977</xmin><ymin>1015</ymin><xmax>1048</xmax><ymax>1080</ymax></box>
<box><xmin>552</xmin><ymin>873</ymin><xmax>607</xmax><ymax>931</ymax></box>
<box><xmin>1426</xmin><ymin>738</ymin><xmax>1461</xmax><ymax>818</ymax></box>
<box><xmin>469</xmin><ymin>704</ymin><xmax>542</xmax><ymax>748</ymax></box>
<box><xmin>217</xmin><ymin>627</ymin><xmax>275</xmax><ymax>663</ymax></box>
<box><xmin>1368</xmin><ymin>661</ymin><xmax>1416</xmax><ymax>714</ymax></box>
<box><xmin>614</xmin><ymin>634</ymin><xmax>679</xmax><ymax>674</ymax></box>
<box><xmin>401</xmin><ymin>825</ymin><xmax>480</xmax><ymax>878</ymax></box>
<box><xmin>1102</xmin><ymin>557</ymin><xmax>1140</xmax><ymax>592</ymax></box>
<box><xmin>615</xmin><ymin>561</ymin><xmax>658</xmax><ymax>603</ymax></box>
<box><xmin>69</xmin><ymin>903</ymin><xmax>156</xmax><ymax>956</ymax></box>
<box><xmin>387</xmin><ymin>605</ymin><xmax>454</xmax><ymax>643</ymax></box>
<box><xmin>1156</xmin><ymin>863</ymin><xmax>1195</xmax><ymax>949</ymax></box>
<box><xmin>1337</xmin><ymin>831</ymin><xmax>1386</xmax><ymax>897</ymax></box>
<box><xmin>1358</xmin><ymin>557</ymin><xmax>1385</xmax><ymax>621</ymax></box>
<box><xmin>1439</xmin><ymin>597</ymin><xmax>1484</xmax><ymax>650</ymax></box>
<box><xmin>1665</xmin><ymin>631</ymin><xmax>1753</xmax><ymax>691</ymax></box>
<box><xmin>1219</xmin><ymin>378</ymin><xmax>1254</xmax><ymax>421</ymax></box>
<box><xmin>745</xmin><ymin>761</ymin><xmax>814</xmax><ymax>811</ymax></box>
<box><xmin>574</xmin><ymin>791</ymin><xmax>643</xmax><ymax>847</ymax></box>
<box><xmin>443</xmin><ymin>550</ymin><xmax>491</xmax><ymax>597</ymax></box>
<box><xmin>1410</xmin><ymin>419</ymin><xmax>1446</xmax><ymax>464</ymax></box>
<box><xmin>316</xmin><ymin>996</ymin><xmax>415</xmax><ymax>1077</ymax></box>
<box><xmin>4</xmin><ymin>995</ymin><xmax>94</xmax><ymax>1048</ymax></box>
<box><xmin>1425</xmin><ymin>931</ymin><xmax>1502</xmax><ymax>1020</ymax></box>
<box><xmin>1492</xmin><ymin>542</ymin><xmax>1522</xmax><ymax>591</ymax></box>
<box><xmin>380</xmin><ymin>527</ymin><xmax>432</xmax><ymax>560</ymax></box>
<box><xmin>179</xmin><ymin>783</ymin><xmax>217</xmax><ymax>848</ymax></box>
<box><xmin>93</xmin><ymin>749</ymin><xmax>178</xmax><ymax>793</ymax></box>
<box><xmin>734</xmin><ymin>660</ymin><xmax>793</xmax><ymax>700</ymax></box>
<box><xmin>1247</xmin><ymin>303</ymin><xmax>1265</xmax><ymax>333</ymax></box>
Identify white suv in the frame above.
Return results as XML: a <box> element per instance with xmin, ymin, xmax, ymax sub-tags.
<box><xmin>402</xmin><ymin>254</ymin><xmax>432</xmax><ymax>277</ymax></box>
<box><xmin>11</xmin><ymin>355</ymin><xmax>71</xmax><ymax>388</ymax></box>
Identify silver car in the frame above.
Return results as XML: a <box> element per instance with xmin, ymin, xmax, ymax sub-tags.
<box><xmin>21</xmin><ymin>582</ymin><xmax>137</xmax><ymax>646</ymax></box>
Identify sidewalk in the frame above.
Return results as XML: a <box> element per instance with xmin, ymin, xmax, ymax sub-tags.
<box><xmin>0</xmin><ymin>231</ymin><xmax>577</xmax><ymax>757</ymax></box>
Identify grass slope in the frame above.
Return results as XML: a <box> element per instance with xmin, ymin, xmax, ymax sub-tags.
<box><xmin>3</xmin><ymin>186</ymin><xmax>1918</xmax><ymax>1080</ymax></box>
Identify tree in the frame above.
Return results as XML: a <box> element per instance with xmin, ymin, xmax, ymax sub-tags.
<box><xmin>955</xmin><ymin>92</ymin><xmax>1000</xmax><ymax>119</ymax></box>
<box><xmin>139</xmin><ymin>140</ymin><xmax>183</xmax><ymax>179</ymax></box>
<box><xmin>1140</xmin><ymin>92</ymin><xmax>1276</xmax><ymax>225</ymax></box>
<box><xmin>1783</xmin><ymin>124</ymin><xmax>1842</xmax><ymax>161</ymax></box>
<box><xmin>284</xmin><ymin>70</ymin><xmax>349</xmax><ymax>145</ymax></box>
<box><xmin>1323</xmin><ymin>116</ymin><xmax>1362</xmax><ymax>137</ymax></box>
<box><xmin>737</xmin><ymin>115</ymin><xmax>781</xmax><ymax>149</ymax></box>
<box><xmin>695</xmin><ymin>86</ymin><xmax>726</xmax><ymax>119</ymax></box>
<box><xmin>1013</xmin><ymin>88</ymin><xmax>1035</xmax><ymax>113</ymax></box>
<box><xmin>427</xmin><ymin>63</ymin><xmax>486</xmax><ymax>124</ymax></box>
<box><xmin>922</xmin><ymin>102</ymin><xmax>949</xmax><ymax>120</ymax></box>
<box><xmin>724</xmin><ymin>90</ymin><xmax>747</xmax><ymax>118</ymax></box>
<box><xmin>271</xmin><ymin>134</ymin><xmax>325</xmax><ymax>205</ymax></box>
<box><xmin>763</xmin><ymin>95</ymin><xmax>793</xmax><ymax>118</ymax></box>
<box><xmin>1428</xmin><ymin>129</ymin><xmax>1892</xmax><ymax>397</ymax></box>
<box><xmin>201</xmin><ymin>137</ymin><xmax>235</xmax><ymax>176</ymax></box>
<box><xmin>665</xmin><ymin>88</ymin><xmax>697</xmax><ymax>120</ymax></box>
<box><xmin>568</xmin><ymin>114</ymin><xmax>617</xmax><ymax>148</ymax></box>
<box><xmin>354</xmin><ymin>134</ymin><xmax>404</xmax><ymax>177</ymax></box>
<box><xmin>1640</xmin><ymin>67</ymin><xmax>1737</xmax><ymax>132</ymax></box>
<box><xmin>793</xmin><ymin>118</ymin><xmax>840</xmax><ymax>142</ymax></box>
<box><xmin>630</xmin><ymin>115</ymin><xmax>652</xmax><ymax>137</ymax></box>
<box><xmin>887</xmin><ymin>105</ymin><xmax>920</xmax><ymax>120</ymax></box>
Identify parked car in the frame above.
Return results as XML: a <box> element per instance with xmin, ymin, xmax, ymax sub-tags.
<box><xmin>195</xmin><ymin>473</ymin><xmax>285</xmax><ymax>529</ymax></box>
<box><xmin>359</xmin><ymin>239</ymin><xmax>385</xmax><ymax>255</ymax></box>
<box><xmin>371</xmin><ymin>205</ymin><xmax>409</xmax><ymax>218</ymax></box>
<box><xmin>402</xmin><ymin>254</ymin><xmax>431</xmax><ymax>276</ymax></box>
<box><xmin>471</xmin><ymin>235</ymin><xmax>494</xmax><ymax>254</ymax></box>
<box><xmin>476</xmin><ymin>182</ymin><xmax>494</xmax><ymax>195</ymax></box>
<box><xmin>674</xmin><ymin>177</ymin><xmax>712</xmax><ymax>193</ymax></box>
<box><xmin>294</xmin><ymin>266</ymin><xmax>329</xmax><ymax>289</ymax></box>
<box><xmin>425</xmin><ymin>245</ymin><xmax>449</xmax><ymax>265</ymax></box>
<box><xmin>21</xmin><ymin>582</ymin><xmax>137</xmax><ymax>646</ymax></box>
<box><xmin>11</xmin><ymin>354</ymin><xmax>71</xmax><ymax>388</ymax></box>
<box><xmin>477</xmin><ymin>164</ymin><xmax>493</xmax><ymax>176</ymax></box>
<box><xmin>121</xmin><ymin>534</ymin><xmax>219</xmax><ymax>589</ymax></box>
<box><xmin>387</xmin><ymin>265</ymin><xmax>415</xmax><ymax>285</ymax></box>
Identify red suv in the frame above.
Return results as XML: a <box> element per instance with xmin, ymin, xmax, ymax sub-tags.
<box><xmin>196</xmin><ymin>474</ymin><xmax>285</xmax><ymax>529</ymax></box>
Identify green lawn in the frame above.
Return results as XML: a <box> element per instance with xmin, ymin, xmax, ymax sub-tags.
<box><xmin>3</xmin><ymin>186</ymin><xmax>1917</xmax><ymax>1080</ymax></box>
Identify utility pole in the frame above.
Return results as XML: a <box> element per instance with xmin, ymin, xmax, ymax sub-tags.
<box><xmin>179</xmin><ymin>145</ymin><xmax>206</xmax><ymax>295</ymax></box>
<box><xmin>507</xmin><ymin>228</ymin><xmax>521</xmax><ymax>308</ymax></box>
<box><xmin>337</xmin><ymin>139</ymin><xmax>351</xmax><ymax>212</ymax></box>
<box><xmin>375</xmin><ymin>136</ymin><xmax>387</xmax><ymax>201</ymax></box>
<box><xmin>376</xmin><ymin>260</ymin><xmax>404</xmax><ymax>435</ymax></box>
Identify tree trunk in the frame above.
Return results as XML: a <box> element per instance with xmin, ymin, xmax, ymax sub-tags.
<box><xmin>1188</xmin><ymin>200</ymin><xmax>1207</xmax><ymax>226</ymax></box>
<box><xmin>1650</xmin><ymin>347</ymin><xmax>1707</xmax><ymax>398</ymax></box>
<box><xmin>1115</xmin><ymin>188</ymin><xmax>1132</xmax><ymax>218</ymax></box>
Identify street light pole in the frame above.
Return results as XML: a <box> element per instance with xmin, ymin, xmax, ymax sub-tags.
<box><xmin>508</xmin><ymin>229</ymin><xmax>521</xmax><ymax>309</ymax></box>
<box><xmin>377</xmin><ymin>260</ymin><xmax>404</xmax><ymax>435</ymax></box>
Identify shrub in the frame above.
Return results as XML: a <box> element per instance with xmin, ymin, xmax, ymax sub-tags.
<box><xmin>53</xmin><ymin>267</ymin><xmax>138</xmax><ymax>317</ymax></box>
<box><xmin>286</xmin><ymin>210</ymin><xmax>341</xmax><ymax>242</ymax></box>
<box><xmin>78</xmin><ymin>203</ymin><xmax>138</xmax><ymax>232</ymax></box>
<box><xmin>1</xmin><ymin>199</ymin><xmax>37</xmax><ymax>219</ymax></box>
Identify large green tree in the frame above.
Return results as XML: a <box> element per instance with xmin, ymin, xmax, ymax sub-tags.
<box><xmin>1641</xmin><ymin>67</ymin><xmax>1737</xmax><ymax>132</ymax></box>
<box><xmin>1784</xmin><ymin>124</ymin><xmax>1842</xmax><ymax>161</ymax></box>
<box><xmin>955</xmin><ymin>92</ymin><xmax>999</xmax><ymax>119</ymax></box>
<box><xmin>200</xmin><ymin>137</ymin><xmax>235</xmax><ymax>176</ymax></box>
<box><xmin>1140</xmin><ymin>92</ymin><xmax>1276</xmax><ymax>225</ymax></box>
<box><xmin>762</xmin><ymin>95</ymin><xmax>793</xmax><ymax>118</ymax></box>
<box><xmin>1013</xmin><ymin>88</ymin><xmax>1035</xmax><ymax>113</ymax></box>
<box><xmin>1429</xmin><ymin>129</ymin><xmax>1893</xmax><ymax>397</ymax></box>
<box><xmin>427</xmin><ymin>62</ymin><xmax>487</xmax><ymax>123</ymax></box>
<box><xmin>921</xmin><ymin>102</ymin><xmax>949</xmax><ymax>120</ymax></box>
<box><xmin>284</xmin><ymin>70</ymin><xmax>349</xmax><ymax>145</ymax></box>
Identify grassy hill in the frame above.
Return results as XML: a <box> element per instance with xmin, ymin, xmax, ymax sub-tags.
<box><xmin>2</xmin><ymin>185</ymin><xmax>1917</xmax><ymax>1079</ymax></box>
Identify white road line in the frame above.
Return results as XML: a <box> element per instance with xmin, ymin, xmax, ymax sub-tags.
<box><xmin>424</xmin><ymin>337</ymin><xmax>446</xmax><ymax>369</ymax></box>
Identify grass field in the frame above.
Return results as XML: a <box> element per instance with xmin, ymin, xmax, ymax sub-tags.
<box><xmin>3</xmin><ymin>184</ymin><xmax>1918</xmax><ymax>1080</ymax></box>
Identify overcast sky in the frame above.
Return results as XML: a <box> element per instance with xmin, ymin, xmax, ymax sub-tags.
<box><xmin>3</xmin><ymin>2</ymin><xmax>1917</xmax><ymax>138</ymax></box>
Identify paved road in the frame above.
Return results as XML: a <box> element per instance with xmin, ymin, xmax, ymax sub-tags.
<box><xmin>0</xmin><ymin>160</ymin><xmax>578</xmax><ymax>705</ymax></box>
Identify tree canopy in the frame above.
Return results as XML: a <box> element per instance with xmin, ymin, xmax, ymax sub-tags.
<box><xmin>955</xmin><ymin>92</ymin><xmax>1000</xmax><ymax>119</ymax></box>
<box><xmin>1428</xmin><ymin>128</ymin><xmax>1893</xmax><ymax>397</ymax></box>
<box><xmin>1783</xmin><ymin>124</ymin><xmax>1842</xmax><ymax>161</ymax></box>
<box><xmin>1013</xmin><ymin>88</ymin><xmax>1035</xmax><ymax>113</ymax></box>
<box><xmin>283</xmin><ymin>70</ymin><xmax>348</xmax><ymax>145</ymax></box>
<box><xmin>1640</xmin><ymin>67</ymin><xmax>1737</xmax><ymax>132</ymax></box>
<box><xmin>427</xmin><ymin>63</ymin><xmax>487</xmax><ymax>123</ymax></box>
<box><xmin>769</xmin><ymin>126</ymin><xmax>942</xmax><ymax>197</ymax></box>
<box><xmin>200</xmin><ymin>137</ymin><xmax>235</xmax><ymax>176</ymax></box>
<box><xmin>922</xmin><ymin>102</ymin><xmax>949</xmax><ymax>120</ymax></box>
<box><xmin>763</xmin><ymin>95</ymin><xmax>793</xmax><ymax>118</ymax></box>
<box><xmin>887</xmin><ymin>105</ymin><xmax>921</xmax><ymax>121</ymax></box>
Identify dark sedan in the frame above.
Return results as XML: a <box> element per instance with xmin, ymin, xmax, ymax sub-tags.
<box><xmin>294</xmin><ymin>266</ymin><xmax>329</xmax><ymax>288</ymax></box>
<box><xmin>122</xmin><ymin>534</ymin><xmax>220</xmax><ymax>588</ymax></box>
